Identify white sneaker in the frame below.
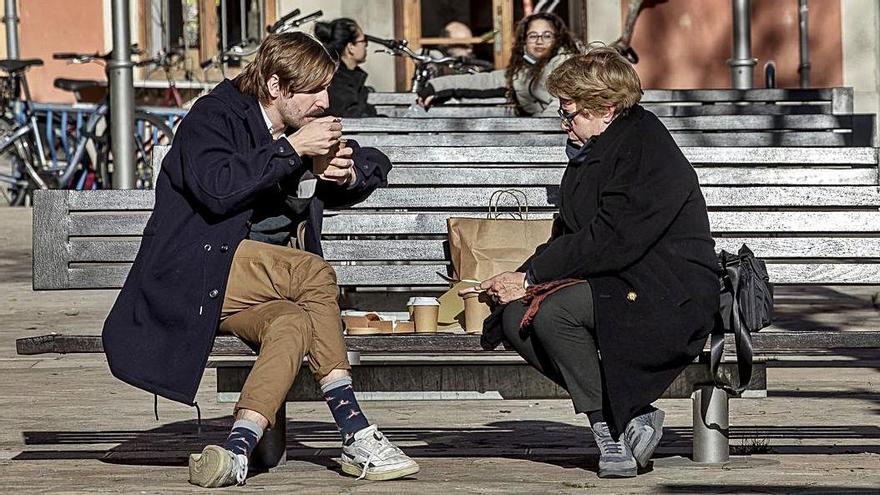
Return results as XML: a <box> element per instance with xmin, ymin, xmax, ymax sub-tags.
<box><xmin>188</xmin><ymin>445</ymin><xmax>248</xmax><ymax>487</ymax></box>
<box><xmin>339</xmin><ymin>425</ymin><xmax>420</xmax><ymax>481</ymax></box>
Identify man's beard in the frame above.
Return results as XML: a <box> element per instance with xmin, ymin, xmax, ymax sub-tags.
<box><xmin>283</xmin><ymin>110</ymin><xmax>323</xmax><ymax>129</ymax></box>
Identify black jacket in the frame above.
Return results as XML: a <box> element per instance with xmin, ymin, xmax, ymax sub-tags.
<box><xmin>485</xmin><ymin>105</ymin><xmax>720</xmax><ymax>434</ymax></box>
<box><xmin>101</xmin><ymin>79</ymin><xmax>391</xmax><ymax>405</ymax></box>
<box><xmin>327</xmin><ymin>65</ymin><xmax>377</xmax><ymax>117</ymax></box>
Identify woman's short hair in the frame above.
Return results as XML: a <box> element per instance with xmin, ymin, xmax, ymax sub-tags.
<box><xmin>234</xmin><ymin>32</ymin><xmax>336</xmax><ymax>104</ymax></box>
<box><xmin>547</xmin><ymin>45</ymin><xmax>642</xmax><ymax>116</ymax></box>
<box><xmin>314</xmin><ymin>18</ymin><xmax>360</xmax><ymax>59</ymax></box>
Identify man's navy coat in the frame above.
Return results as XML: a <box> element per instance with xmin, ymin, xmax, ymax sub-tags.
<box><xmin>102</xmin><ymin>80</ymin><xmax>391</xmax><ymax>405</ymax></box>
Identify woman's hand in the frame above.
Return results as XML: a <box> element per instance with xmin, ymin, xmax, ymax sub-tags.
<box><xmin>459</xmin><ymin>271</ymin><xmax>527</xmax><ymax>305</ymax></box>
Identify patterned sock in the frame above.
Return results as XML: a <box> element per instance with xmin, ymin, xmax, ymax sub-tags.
<box><xmin>222</xmin><ymin>419</ymin><xmax>264</xmax><ymax>457</ymax></box>
<box><xmin>322</xmin><ymin>377</ymin><xmax>370</xmax><ymax>445</ymax></box>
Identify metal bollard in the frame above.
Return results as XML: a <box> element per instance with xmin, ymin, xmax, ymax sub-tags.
<box><xmin>692</xmin><ymin>385</ymin><xmax>730</xmax><ymax>463</ymax></box>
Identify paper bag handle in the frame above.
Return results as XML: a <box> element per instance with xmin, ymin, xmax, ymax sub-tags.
<box><xmin>488</xmin><ymin>189</ymin><xmax>529</xmax><ymax>219</ymax></box>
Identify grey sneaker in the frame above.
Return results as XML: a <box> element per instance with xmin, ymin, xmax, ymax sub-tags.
<box><xmin>188</xmin><ymin>445</ymin><xmax>248</xmax><ymax>488</ymax></box>
<box><xmin>624</xmin><ymin>407</ymin><xmax>665</xmax><ymax>468</ymax></box>
<box><xmin>591</xmin><ymin>421</ymin><xmax>637</xmax><ymax>478</ymax></box>
<box><xmin>339</xmin><ymin>425</ymin><xmax>420</xmax><ymax>481</ymax></box>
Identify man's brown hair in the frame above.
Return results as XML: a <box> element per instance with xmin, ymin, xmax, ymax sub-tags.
<box><xmin>547</xmin><ymin>44</ymin><xmax>642</xmax><ymax>116</ymax></box>
<box><xmin>234</xmin><ymin>32</ymin><xmax>336</xmax><ymax>104</ymax></box>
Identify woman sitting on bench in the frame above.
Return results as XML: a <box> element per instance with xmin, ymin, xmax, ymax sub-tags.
<box><xmin>417</xmin><ymin>12</ymin><xmax>581</xmax><ymax>116</ymax></box>
<box><xmin>464</xmin><ymin>46</ymin><xmax>720</xmax><ymax>478</ymax></box>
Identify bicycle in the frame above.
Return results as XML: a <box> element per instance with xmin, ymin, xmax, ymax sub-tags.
<box><xmin>51</xmin><ymin>50</ymin><xmax>175</xmax><ymax>190</ymax></box>
<box><xmin>365</xmin><ymin>35</ymin><xmax>492</xmax><ymax>94</ymax></box>
<box><xmin>0</xmin><ymin>51</ymin><xmax>174</xmax><ymax>205</ymax></box>
<box><xmin>199</xmin><ymin>9</ymin><xmax>323</xmax><ymax>81</ymax></box>
<box><xmin>0</xmin><ymin>58</ymin><xmax>52</xmax><ymax>205</ymax></box>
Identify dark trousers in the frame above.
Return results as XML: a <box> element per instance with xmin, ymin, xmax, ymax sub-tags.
<box><xmin>501</xmin><ymin>282</ymin><xmax>603</xmax><ymax>414</ymax></box>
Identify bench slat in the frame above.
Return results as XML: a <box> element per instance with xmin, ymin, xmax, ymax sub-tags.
<box><xmin>348</xmin><ymin>186</ymin><xmax>880</xmax><ymax>209</ymax></box>
<box><xmin>366</xmin><ymin>89</ymin><xmax>843</xmax><ymax>106</ymax></box>
<box><xmin>16</xmin><ymin>329</ymin><xmax>880</xmax><ymax>357</ymax></box>
<box><xmin>376</xmin><ymin>104</ymin><xmax>840</xmax><ymax>119</ymax></box>
<box><xmin>69</xmin><ymin>237</ymin><xmax>880</xmax><ymax>263</ymax></box>
<box><xmin>354</xmin><ymin>132</ymin><xmax>852</xmax><ymax>148</ymax></box>
<box><xmin>380</xmin><ymin>146</ymin><xmax>878</xmax><ymax>164</ymax></box>
<box><xmin>65</xmin><ymin>262</ymin><xmax>880</xmax><ymax>289</ymax></box>
<box><xmin>345</xmin><ymin>115</ymin><xmax>858</xmax><ymax>133</ymax></box>
<box><xmin>318</xmin><ymin>211</ymin><xmax>880</xmax><ymax>235</ymax></box>
<box><xmin>381</xmin><ymin>167</ymin><xmax>877</xmax><ymax>186</ymax></box>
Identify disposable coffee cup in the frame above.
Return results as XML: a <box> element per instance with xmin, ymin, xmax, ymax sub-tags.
<box><xmin>313</xmin><ymin>137</ymin><xmax>347</xmax><ymax>176</ymax></box>
<box><xmin>411</xmin><ymin>297</ymin><xmax>440</xmax><ymax>333</ymax></box>
<box><xmin>406</xmin><ymin>297</ymin><xmax>416</xmax><ymax>318</ymax></box>
<box><xmin>462</xmin><ymin>291</ymin><xmax>491</xmax><ymax>334</ymax></box>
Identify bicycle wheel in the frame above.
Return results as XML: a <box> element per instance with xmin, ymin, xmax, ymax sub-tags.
<box><xmin>97</xmin><ymin>111</ymin><xmax>174</xmax><ymax>190</ymax></box>
<box><xmin>133</xmin><ymin>111</ymin><xmax>174</xmax><ymax>189</ymax></box>
<box><xmin>0</xmin><ymin>117</ymin><xmax>46</xmax><ymax>206</ymax></box>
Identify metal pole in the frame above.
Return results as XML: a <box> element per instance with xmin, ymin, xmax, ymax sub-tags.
<box><xmin>108</xmin><ymin>0</ymin><xmax>136</xmax><ymax>189</ymax></box>
<box><xmin>4</xmin><ymin>0</ymin><xmax>19</xmax><ymax>59</ymax></box>
<box><xmin>729</xmin><ymin>0</ymin><xmax>756</xmax><ymax>89</ymax></box>
<box><xmin>692</xmin><ymin>385</ymin><xmax>730</xmax><ymax>463</ymax></box>
<box><xmin>798</xmin><ymin>0</ymin><xmax>810</xmax><ymax>88</ymax></box>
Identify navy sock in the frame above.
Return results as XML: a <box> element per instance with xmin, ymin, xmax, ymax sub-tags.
<box><xmin>223</xmin><ymin>419</ymin><xmax>263</xmax><ymax>457</ymax></box>
<box><xmin>322</xmin><ymin>377</ymin><xmax>370</xmax><ymax>445</ymax></box>
<box><xmin>587</xmin><ymin>410</ymin><xmax>604</xmax><ymax>428</ymax></box>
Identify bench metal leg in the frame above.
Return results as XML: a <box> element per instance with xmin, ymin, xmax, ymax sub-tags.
<box><xmin>347</xmin><ymin>350</ymin><xmax>361</xmax><ymax>366</ymax></box>
<box><xmin>251</xmin><ymin>403</ymin><xmax>287</xmax><ymax>470</ymax></box>
<box><xmin>692</xmin><ymin>385</ymin><xmax>730</xmax><ymax>463</ymax></box>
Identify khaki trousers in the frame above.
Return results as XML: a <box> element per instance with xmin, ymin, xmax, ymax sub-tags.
<box><xmin>219</xmin><ymin>239</ymin><xmax>350</xmax><ymax>427</ymax></box>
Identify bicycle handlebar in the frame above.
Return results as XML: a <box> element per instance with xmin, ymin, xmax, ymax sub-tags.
<box><xmin>200</xmin><ymin>39</ymin><xmax>258</xmax><ymax>70</ymax></box>
<box><xmin>366</xmin><ymin>35</ymin><xmax>460</xmax><ymax>65</ymax></box>
<box><xmin>53</xmin><ymin>44</ymin><xmax>143</xmax><ymax>63</ymax></box>
<box><xmin>268</xmin><ymin>10</ymin><xmax>322</xmax><ymax>34</ymax></box>
<box><xmin>267</xmin><ymin>8</ymin><xmax>301</xmax><ymax>33</ymax></box>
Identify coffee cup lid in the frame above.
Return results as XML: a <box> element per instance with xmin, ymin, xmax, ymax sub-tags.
<box><xmin>410</xmin><ymin>296</ymin><xmax>440</xmax><ymax>306</ymax></box>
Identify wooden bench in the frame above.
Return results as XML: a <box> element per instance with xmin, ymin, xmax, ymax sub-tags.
<box><xmin>18</xmin><ymin>143</ymin><xmax>880</xmax><ymax>468</ymax></box>
<box><xmin>368</xmin><ymin>88</ymin><xmax>855</xmax><ymax>118</ymax></box>
<box><xmin>343</xmin><ymin>114</ymin><xmax>874</xmax><ymax>147</ymax></box>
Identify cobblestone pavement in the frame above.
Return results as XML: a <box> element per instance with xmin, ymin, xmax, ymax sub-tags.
<box><xmin>1</xmin><ymin>206</ymin><xmax>878</xmax><ymax>494</ymax></box>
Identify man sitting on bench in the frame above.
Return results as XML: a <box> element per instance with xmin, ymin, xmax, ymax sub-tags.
<box><xmin>101</xmin><ymin>32</ymin><xmax>418</xmax><ymax>487</ymax></box>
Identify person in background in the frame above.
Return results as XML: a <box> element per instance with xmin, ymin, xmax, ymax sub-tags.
<box><xmin>433</xmin><ymin>21</ymin><xmax>494</xmax><ymax>76</ymax></box>
<box><xmin>418</xmin><ymin>12</ymin><xmax>581</xmax><ymax>116</ymax></box>
<box><xmin>315</xmin><ymin>18</ymin><xmax>377</xmax><ymax>117</ymax></box>
<box><xmin>464</xmin><ymin>46</ymin><xmax>719</xmax><ymax>478</ymax></box>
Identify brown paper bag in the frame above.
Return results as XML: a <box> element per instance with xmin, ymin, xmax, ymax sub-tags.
<box><xmin>447</xmin><ymin>189</ymin><xmax>553</xmax><ymax>282</ymax></box>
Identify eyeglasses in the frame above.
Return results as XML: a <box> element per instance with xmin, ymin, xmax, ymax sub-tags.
<box><xmin>526</xmin><ymin>31</ymin><xmax>555</xmax><ymax>44</ymax></box>
<box><xmin>353</xmin><ymin>38</ymin><xmax>368</xmax><ymax>46</ymax></box>
<box><xmin>558</xmin><ymin>107</ymin><xmax>579</xmax><ymax>129</ymax></box>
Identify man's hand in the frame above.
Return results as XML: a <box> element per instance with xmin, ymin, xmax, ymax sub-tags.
<box><xmin>416</xmin><ymin>95</ymin><xmax>435</xmax><ymax>108</ymax></box>
<box><xmin>287</xmin><ymin>116</ymin><xmax>342</xmax><ymax>157</ymax></box>
<box><xmin>459</xmin><ymin>271</ymin><xmax>527</xmax><ymax>305</ymax></box>
<box><xmin>318</xmin><ymin>144</ymin><xmax>357</xmax><ymax>186</ymax></box>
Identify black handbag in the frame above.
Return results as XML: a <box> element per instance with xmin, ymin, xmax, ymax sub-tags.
<box><xmin>711</xmin><ymin>244</ymin><xmax>774</xmax><ymax>394</ymax></box>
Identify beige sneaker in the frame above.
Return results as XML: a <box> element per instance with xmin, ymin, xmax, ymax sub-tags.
<box><xmin>339</xmin><ymin>425</ymin><xmax>420</xmax><ymax>481</ymax></box>
<box><xmin>188</xmin><ymin>445</ymin><xmax>248</xmax><ymax>488</ymax></box>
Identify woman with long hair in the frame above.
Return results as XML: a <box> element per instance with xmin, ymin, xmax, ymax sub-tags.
<box><xmin>314</xmin><ymin>18</ymin><xmax>377</xmax><ymax>117</ymax></box>
<box><xmin>419</xmin><ymin>12</ymin><xmax>581</xmax><ymax>116</ymax></box>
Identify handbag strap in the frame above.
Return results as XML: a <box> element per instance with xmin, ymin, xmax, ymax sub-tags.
<box><xmin>710</xmin><ymin>262</ymin><xmax>755</xmax><ymax>395</ymax></box>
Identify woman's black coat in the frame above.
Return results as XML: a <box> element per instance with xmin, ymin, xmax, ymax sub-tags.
<box><xmin>327</xmin><ymin>65</ymin><xmax>377</xmax><ymax>117</ymax></box>
<box><xmin>101</xmin><ymin>80</ymin><xmax>391</xmax><ymax>406</ymax></box>
<box><xmin>485</xmin><ymin>105</ymin><xmax>720</xmax><ymax>435</ymax></box>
